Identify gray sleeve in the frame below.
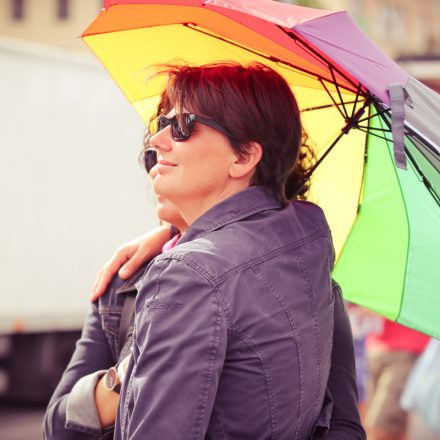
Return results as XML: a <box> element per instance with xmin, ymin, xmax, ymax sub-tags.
<box><xmin>324</xmin><ymin>280</ymin><xmax>366</xmax><ymax>440</ymax></box>
<box><xmin>119</xmin><ymin>258</ymin><xmax>227</xmax><ymax>439</ymax></box>
<box><xmin>66</xmin><ymin>370</ymin><xmax>107</xmax><ymax>431</ymax></box>
<box><xmin>43</xmin><ymin>301</ymin><xmax>115</xmax><ymax>440</ymax></box>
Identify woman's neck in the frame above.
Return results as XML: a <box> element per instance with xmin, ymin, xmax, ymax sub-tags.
<box><xmin>178</xmin><ymin>181</ymin><xmax>249</xmax><ymax>226</ymax></box>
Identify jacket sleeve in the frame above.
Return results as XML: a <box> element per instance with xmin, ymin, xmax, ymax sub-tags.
<box><xmin>325</xmin><ymin>280</ymin><xmax>366</xmax><ymax>440</ymax></box>
<box><xmin>119</xmin><ymin>257</ymin><xmax>227</xmax><ymax>440</ymax></box>
<box><xmin>43</xmin><ymin>300</ymin><xmax>115</xmax><ymax>440</ymax></box>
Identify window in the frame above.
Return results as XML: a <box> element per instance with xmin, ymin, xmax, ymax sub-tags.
<box><xmin>57</xmin><ymin>0</ymin><xmax>69</xmax><ymax>20</ymax></box>
<box><xmin>11</xmin><ymin>0</ymin><xmax>24</xmax><ymax>20</ymax></box>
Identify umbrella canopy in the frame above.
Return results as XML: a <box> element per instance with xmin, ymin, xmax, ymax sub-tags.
<box><xmin>82</xmin><ymin>0</ymin><xmax>440</xmax><ymax>338</ymax></box>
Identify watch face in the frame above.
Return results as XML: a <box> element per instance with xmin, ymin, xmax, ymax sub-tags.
<box><xmin>105</xmin><ymin>367</ymin><xmax>118</xmax><ymax>390</ymax></box>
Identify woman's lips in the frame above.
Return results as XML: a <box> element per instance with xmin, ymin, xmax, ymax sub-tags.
<box><xmin>157</xmin><ymin>159</ymin><xmax>177</xmax><ymax>167</ymax></box>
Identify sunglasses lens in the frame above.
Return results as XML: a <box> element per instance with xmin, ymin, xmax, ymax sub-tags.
<box><xmin>144</xmin><ymin>149</ymin><xmax>157</xmax><ymax>172</ymax></box>
<box><xmin>148</xmin><ymin>115</ymin><xmax>168</xmax><ymax>137</ymax></box>
<box><xmin>149</xmin><ymin>113</ymin><xmax>196</xmax><ymax>141</ymax></box>
<box><xmin>171</xmin><ymin>114</ymin><xmax>196</xmax><ymax>141</ymax></box>
<box><xmin>158</xmin><ymin>115</ymin><xmax>170</xmax><ymax>132</ymax></box>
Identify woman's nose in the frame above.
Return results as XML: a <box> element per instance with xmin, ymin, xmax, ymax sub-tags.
<box><xmin>150</xmin><ymin>125</ymin><xmax>172</xmax><ymax>152</ymax></box>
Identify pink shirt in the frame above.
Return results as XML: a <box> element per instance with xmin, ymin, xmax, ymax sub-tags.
<box><xmin>161</xmin><ymin>233</ymin><xmax>181</xmax><ymax>252</ymax></box>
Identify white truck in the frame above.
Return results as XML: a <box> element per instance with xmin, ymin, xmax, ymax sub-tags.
<box><xmin>0</xmin><ymin>37</ymin><xmax>157</xmax><ymax>403</ymax></box>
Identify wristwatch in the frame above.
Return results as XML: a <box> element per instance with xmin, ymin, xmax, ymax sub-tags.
<box><xmin>104</xmin><ymin>365</ymin><xmax>121</xmax><ymax>394</ymax></box>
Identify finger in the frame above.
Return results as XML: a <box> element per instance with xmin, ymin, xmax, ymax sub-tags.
<box><xmin>118</xmin><ymin>249</ymin><xmax>149</xmax><ymax>279</ymax></box>
<box><xmin>90</xmin><ymin>251</ymin><xmax>130</xmax><ymax>301</ymax></box>
<box><xmin>91</xmin><ymin>268</ymin><xmax>104</xmax><ymax>299</ymax></box>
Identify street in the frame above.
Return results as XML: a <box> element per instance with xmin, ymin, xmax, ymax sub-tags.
<box><xmin>0</xmin><ymin>404</ymin><xmax>45</xmax><ymax>440</ymax></box>
<box><xmin>1</xmin><ymin>404</ymin><xmax>440</xmax><ymax>440</ymax></box>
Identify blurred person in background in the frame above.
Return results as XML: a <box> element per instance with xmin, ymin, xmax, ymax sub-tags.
<box><xmin>43</xmin><ymin>164</ymin><xmax>187</xmax><ymax>439</ymax></box>
<box><xmin>43</xmin><ymin>96</ymin><xmax>185</xmax><ymax>439</ymax></box>
<box><xmin>347</xmin><ymin>304</ymin><xmax>383</xmax><ymax>421</ymax></box>
<box><xmin>401</xmin><ymin>337</ymin><xmax>440</xmax><ymax>437</ymax></box>
<box><xmin>365</xmin><ymin>317</ymin><xmax>430</xmax><ymax>440</ymax></box>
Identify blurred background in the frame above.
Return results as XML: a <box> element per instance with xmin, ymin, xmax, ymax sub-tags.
<box><xmin>0</xmin><ymin>1</ymin><xmax>439</xmax><ymax>439</ymax></box>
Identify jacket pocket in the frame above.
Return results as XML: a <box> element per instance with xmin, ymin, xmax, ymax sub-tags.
<box><xmin>99</xmin><ymin>306</ymin><xmax>122</xmax><ymax>336</ymax></box>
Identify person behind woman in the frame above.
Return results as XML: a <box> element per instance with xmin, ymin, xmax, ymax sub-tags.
<box><xmin>113</xmin><ymin>62</ymin><xmax>335</xmax><ymax>439</ymax></box>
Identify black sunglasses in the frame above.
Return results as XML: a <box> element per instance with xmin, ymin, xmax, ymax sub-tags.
<box><xmin>148</xmin><ymin>112</ymin><xmax>235</xmax><ymax>142</ymax></box>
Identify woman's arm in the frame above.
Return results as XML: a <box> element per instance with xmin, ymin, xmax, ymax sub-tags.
<box><xmin>119</xmin><ymin>257</ymin><xmax>227</xmax><ymax>439</ymax></box>
<box><xmin>91</xmin><ymin>224</ymin><xmax>172</xmax><ymax>301</ymax></box>
<box><xmin>43</xmin><ymin>301</ymin><xmax>116</xmax><ymax>440</ymax></box>
<box><xmin>325</xmin><ymin>281</ymin><xmax>366</xmax><ymax>440</ymax></box>
<box><xmin>94</xmin><ymin>354</ymin><xmax>130</xmax><ymax>427</ymax></box>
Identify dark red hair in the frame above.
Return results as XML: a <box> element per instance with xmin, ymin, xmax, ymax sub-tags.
<box><xmin>153</xmin><ymin>62</ymin><xmax>314</xmax><ymax>202</ymax></box>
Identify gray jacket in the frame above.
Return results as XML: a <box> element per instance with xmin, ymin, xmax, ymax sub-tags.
<box><xmin>44</xmin><ymin>186</ymin><xmax>365</xmax><ymax>440</ymax></box>
<box><xmin>116</xmin><ymin>186</ymin><xmax>337</xmax><ymax>440</ymax></box>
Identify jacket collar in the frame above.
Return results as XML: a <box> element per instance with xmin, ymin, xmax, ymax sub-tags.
<box><xmin>179</xmin><ymin>186</ymin><xmax>282</xmax><ymax>245</ymax></box>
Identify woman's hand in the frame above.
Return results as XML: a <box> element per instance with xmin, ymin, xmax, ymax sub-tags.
<box><xmin>90</xmin><ymin>225</ymin><xmax>172</xmax><ymax>301</ymax></box>
<box><xmin>94</xmin><ymin>355</ymin><xmax>131</xmax><ymax>428</ymax></box>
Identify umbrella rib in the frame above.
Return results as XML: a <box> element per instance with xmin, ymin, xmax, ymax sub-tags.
<box><xmin>350</xmin><ymin>82</ymin><xmax>363</xmax><ymax>120</ymax></box>
<box><xmin>357</xmin><ymin>106</ymin><xmax>371</xmax><ymax>211</ymax></box>
<box><xmin>357</xmin><ymin>125</ymin><xmax>392</xmax><ymax>133</ymax></box>
<box><xmin>301</xmin><ymin>99</ymin><xmax>359</xmax><ymax>112</ymax></box>
<box><xmin>302</xmin><ymin>98</ymin><xmax>373</xmax><ymax>185</ymax></box>
<box><xmin>278</xmin><ymin>26</ymin><xmax>366</xmax><ymax>95</ymax></box>
<box><xmin>329</xmin><ymin>67</ymin><xmax>350</xmax><ymax>120</ymax></box>
<box><xmin>399</xmin><ymin>128</ymin><xmax>440</xmax><ymax>205</ymax></box>
<box><xmin>185</xmin><ymin>24</ymin><xmax>359</xmax><ymax>95</ymax></box>
<box><xmin>304</xmin><ymin>130</ymin><xmax>347</xmax><ymax>185</ymax></box>
<box><xmin>356</xmin><ymin>127</ymin><xmax>392</xmax><ymax>143</ymax></box>
<box><xmin>357</xmin><ymin>107</ymin><xmax>391</xmax><ymax>124</ymax></box>
<box><xmin>405</xmin><ymin>148</ymin><xmax>440</xmax><ymax>205</ymax></box>
<box><xmin>319</xmin><ymin>78</ymin><xmax>348</xmax><ymax>120</ymax></box>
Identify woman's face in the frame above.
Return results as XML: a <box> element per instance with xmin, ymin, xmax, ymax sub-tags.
<box><xmin>148</xmin><ymin>165</ymin><xmax>187</xmax><ymax>232</ymax></box>
<box><xmin>149</xmin><ymin>109</ymin><xmax>237</xmax><ymax>221</ymax></box>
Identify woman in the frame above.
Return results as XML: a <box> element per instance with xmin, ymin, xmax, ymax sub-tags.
<box><xmin>45</xmin><ymin>150</ymin><xmax>364</xmax><ymax>439</ymax></box>
<box><xmin>44</xmin><ymin>162</ymin><xmax>364</xmax><ymax>439</ymax></box>
<box><xmin>113</xmin><ymin>62</ymin><xmax>335</xmax><ymax>439</ymax></box>
<box><xmin>45</xmin><ymin>63</ymin><xmax>365</xmax><ymax>439</ymax></box>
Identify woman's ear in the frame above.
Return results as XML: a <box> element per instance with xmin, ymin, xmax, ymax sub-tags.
<box><xmin>229</xmin><ymin>142</ymin><xmax>263</xmax><ymax>179</ymax></box>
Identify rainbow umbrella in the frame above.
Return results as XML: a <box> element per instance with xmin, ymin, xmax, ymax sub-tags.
<box><xmin>82</xmin><ymin>0</ymin><xmax>440</xmax><ymax>337</ymax></box>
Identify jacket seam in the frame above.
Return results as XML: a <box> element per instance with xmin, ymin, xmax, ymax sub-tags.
<box><xmin>227</xmin><ymin>329</ymin><xmax>278</xmax><ymax>439</ymax></box>
<box><xmin>149</xmin><ymin>258</ymin><xmax>224</xmax><ymax>440</ymax></box>
<box><xmin>160</xmin><ymin>260</ymin><xmax>226</xmax><ymax>439</ymax></box>
<box><xmin>192</xmin><ymin>291</ymin><xmax>223</xmax><ymax>440</ymax></box>
<box><xmin>168</xmin><ymin>260</ymin><xmax>226</xmax><ymax>440</ymax></box>
<box><xmin>294</xmin><ymin>250</ymin><xmax>323</xmax><ymax>424</ymax></box>
<box><xmin>213</xmin><ymin>226</ymin><xmax>329</xmax><ymax>286</ymax></box>
<box><xmin>123</xmin><ymin>258</ymin><xmax>225</xmax><ymax>439</ymax></box>
<box><xmin>197</xmin><ymin>202</ymin><xmax>281</xmax><ymax>236</ymax></box>
<box><xmin>250</xmin><ymin>265</ymin><xmax>303</xmax><ymax>440</ymax></box>
<box><xmin>160</xmin><ymin>226</ymin><xmax>329</xmax><ymax>288</ymax></box>
<box><xmin>120</xmin><ymin>259</ymin><xmax>168</xmax><ymax>438</ymax></box>
<box><xmin>98</xmin><ymin>306</ymin><xmax>122</xmax><ymax>313</ymax></box>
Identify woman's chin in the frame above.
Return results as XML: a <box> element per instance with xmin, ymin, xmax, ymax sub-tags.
<box><xmin>152</xmin><ymin>176</ymin><xmax>172</xmax><ymax>199</ymax></box>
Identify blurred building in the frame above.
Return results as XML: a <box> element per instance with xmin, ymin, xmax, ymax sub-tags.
<box><xmin>319</xmin><ymin>0</ymin><xmax>440</xmax><ymax>58</ymax></box>
<box><xmin>320</xmin><ymin>0</ymin><xmax>440</xmax><ymax>92</ymax></box>
<box><xmin>2</xmin><ymin>0</ymin><xmax>440</xmax><ymax>62</ymax></box>
<box><xmin>0</xmin><ymin>0</ymin><xmax>101</xmax><ymax>51</ymax></box>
